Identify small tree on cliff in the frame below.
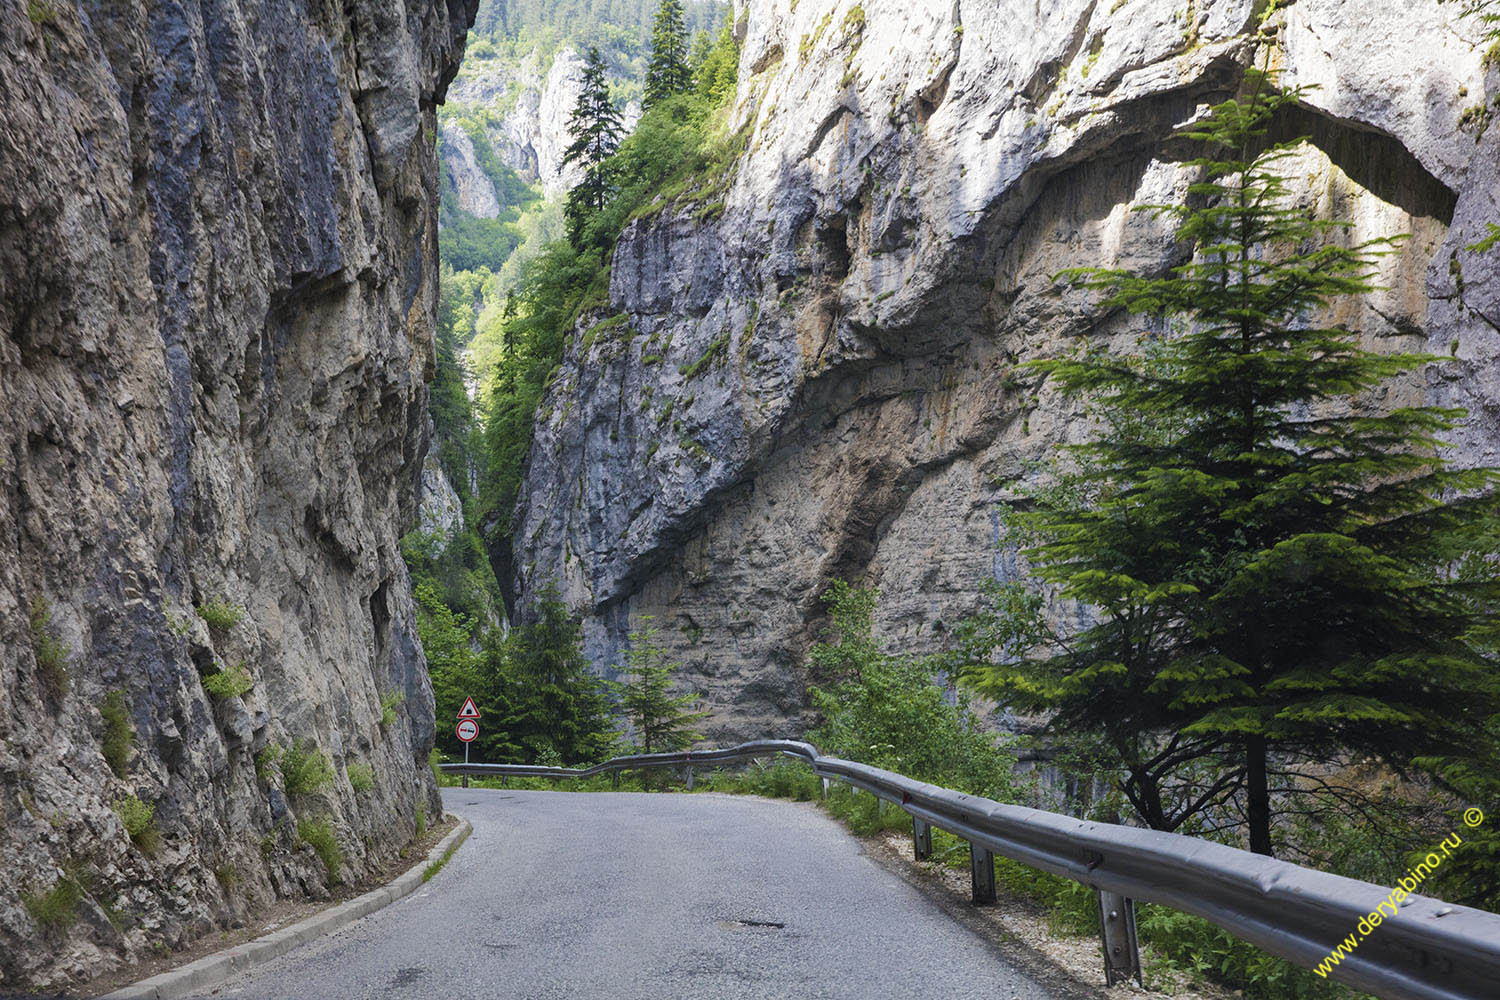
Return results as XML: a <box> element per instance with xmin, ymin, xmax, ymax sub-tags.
<box><xmin>618</xmin><ymin>618</ymin><xmax>708</xmax><ymax>755</ymax></box>
<box><xmin>960</xmin><ymin>72</ymin><xmax>1500</xmax><ymax>857</ymax></box>
<box><xmin>562</xmin><ymin>45</ymin><xmax>623</xmax><ymax>246</ymax></box>
<box><xmin>644</xmin><ymin>0</ymin><xmax>692</xmax><ymax>109</ymax></box>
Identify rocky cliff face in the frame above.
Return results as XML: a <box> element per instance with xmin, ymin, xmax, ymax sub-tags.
<box><xmin>510</xmin><ymin>0</ymin><xmax>1500</xmax><ymax>740</ymax></box>
<box><xmin>0</xmin><ymin>0</ymin><xmax>472</xmax><ymax>988</ymax></box>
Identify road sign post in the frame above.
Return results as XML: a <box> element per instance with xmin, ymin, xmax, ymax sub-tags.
<box><xmin>456</xmin><ymin>710</ymin><xmax>478</xmax><ymax>787</ymax></box>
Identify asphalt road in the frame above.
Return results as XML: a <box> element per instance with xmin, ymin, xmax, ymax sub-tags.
<box><xmin>191</xmin><ymin>788</ymin><xmax>1059</xmax><ymax>1000</ymax></box>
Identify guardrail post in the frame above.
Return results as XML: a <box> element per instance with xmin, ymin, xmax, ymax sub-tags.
<box><xmin>969</xmin><ymin>843</ymin><xmax>995</xmax><ymax>904</ymax></box>
<box><xmin>913</xmin><ymin>818</ymin><xmax>932</xmax><ymax>861</ymax></box>
<box><xmin>612</xmin><ymin>771</ymin><xmax>620</xmax><ymax>790</ymax></box>
<box><xmin>462</xmin><ymin>773</ymin><xmax>468</xmax><ymax>789</ymax></box>
<box><xmin>1097</xmin><ymin>890</ymin><xmax>1142</xmax><ymax>986</ymax></box>
<box><xmin>820</xmin><ymin>778</ymin><xmax>829</xmax><ymax>798</ymax></box>
<box><xmin>686</xmin><ymin>765</ymin><xmax>695</xmax><ymax>790</ymax></box>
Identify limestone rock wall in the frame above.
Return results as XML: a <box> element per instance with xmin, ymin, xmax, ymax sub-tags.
<box><xmin>0</xmin><ymin>0</ymin><xmax>473</xmax><ymax>988</ymax></box>
<box><xmin>509</xmin><ymin>0</ymin><xmax>1499</xmax><ymax>741</ymax></box>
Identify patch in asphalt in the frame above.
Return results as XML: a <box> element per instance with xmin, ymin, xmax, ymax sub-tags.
<box><xmin>390</xmin><ymin>968</ymin><xmax>427</xmax><ymax>987</ymax></box>
<box><xmin>718</xmin><ymin>918</ymin><xmax>786</xmax><ymax>929</ymax></box>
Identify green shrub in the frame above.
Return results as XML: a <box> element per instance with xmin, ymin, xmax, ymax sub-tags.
<box><xmin>281</xmin><ymin>741</ymin><xmax>334</xmax><ymax>797</ymax></box>
<box><xmin>429</xmin><ymin>748</ymin><xmax>446</xmax><ymax>787</ymax></box>
<box><xmin>23</xmin><ymin>873</ymin><xmax>82</xmax><ymax>935</ymax></box>
<box><xmin>114</xmin><ymin>795</ymin><xmax>160</xmax><ymax>853</ymax></box>
<box><xmin>346</xmin><ymin>762</ymin><xmax>375</xmax><ymax>794</ymax></box>
<box><xmin>415</xmin><ymin>808</ymin><xmax>428</xmax><ymax>839</ymax></box>
<box><xmin>254</xmin><ymin>744</ymin><xmax>284</xmax><ymax>782</ymax></box>
<box><xmin>379</xmin><ymin>689</ymin><xmax>405</xmax><ymax>726</ymax></box>
<box><xmin>29</xmin><ymin>596</ymin><xmax>69</xmax><ymax>698</ymax></box>
<box><xmin>214</xmin><ymin>862</ymin><xmax>239</xmax><ymax>892</ymax></box>
<box><xmin>100</xmin><ymin>690</ymin><xmax>133</xmax><ymax>778</ymax></box>
<box><xmin>26</xmin><ymin>0</ymin><xmax>56</xmax><ymax>26</ymax></box>
<box><xmin>298</xmin><ymin>820</ymin><xmax>342</xmax><ymax>884</ymax></box>
<box><xmin>202</xmin><ymin>663</ymin><xmax>253</xmax><ymax>700</ymax></box>
<box><xmin>809</xmin><ymin>581</ymin><xmax>1017</xmax><ymax>798</ymax></box>
<box><xmin>195</xmin><ymin>598</ymin><xmax>244</xmax><ymax>630</ymax></box>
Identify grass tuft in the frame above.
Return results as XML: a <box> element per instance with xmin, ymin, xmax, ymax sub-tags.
<box><xmin>346</xmin><ymin>762</ymin><xmax>375</xmax><ymax>794</ymax></box>
<box><xmin>101</xmin><ymin>690</ymin><xmax>133</xmax><ymax>777</ymax></box>
<box><xmin>297</xmin><ymin>819</ymin><xmax>343</xmax><ymax>884</ymax></box>
<box><xmin>379</xmin><ymin>689</ymin><xmax>405</xmax><ymax>726</ymax></box>
<box><xmin>114</xmin><ymin>795</ymin><xmax>160</xmax><ymax>854</ymax></box>
<box><xmin>23</xmin><ymin>872</ymin><xmax>82</xmax><ymax>935</ymax></box>
<box><xmin>281</xmin><ymin>740</ymin><xmax>334</xmax><ymax>797</ymax></box>
<box><xmin>195</xmin><ymin>598</ymin><xmax>244</xmax><ymax>631</ymax></box>
<box><xmin>202</xmin><ymin>663</ymin><xmax>254</xmax><ymax>700</ymax></box>
<box><xmin>29</xmin><ymin>596</ymin><xmax>69</xmax><ymax>698</ymax></box>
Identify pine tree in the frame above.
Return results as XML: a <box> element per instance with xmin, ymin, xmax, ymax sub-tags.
<box><xmin>484</xmin><ymin>584</ymin><xmax>618</xmax><ymax>766</ymax></box>
<box><xmin>643</xmin><ymin>0</ymin><xmax>692</xmax><ymax>109</ymax></box>
<box><xmin>561</xmin><ymin>45</ymin><xmax>623</xmax><ymax>246</ymax></box>
<box><xmin>960</xmin><ymin>72</ymin><xmax>1500</xmax><ymax>857</ymax></box>
<box><xmin>618</xmin><ymin>618</ymin><xmax>708</xmax><ymax>754</ymax></box>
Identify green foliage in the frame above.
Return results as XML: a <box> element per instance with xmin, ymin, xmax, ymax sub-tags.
<box><xmin>678</xmin><ymin>331</ymin><xmax>728</xmax><ymax>378</ymax></box>
<box><xmin>254</xmin><ymin>744</ymin><xmax>284</xmax><ymax>783</ymax></box>
<box><xmin>957</xmin><ymin>72</ymin><xmax>1500</xmax><ymax>857</ymax></box>
<box><xmin>298</xmin><ymin>820</ymin><xmax>343</xmax><ymax>884</ymax></box>
<box><xmin>23</xmin><ymin>872</ymin><xmax>82</xmax><ymax>935</ymax></box>
<box><xmin>29</xmin><ymin>596</ymin><xmax>69</xmax><ymax>698</ymax></box>
<box><xmin>380</xmin><ymin>689</ymin><xmax>406</xmax><ymax>726</ymax></box>
<box><xmin>693</xmin><ymin>24</ymin><xmax>739</xmax><ymax>106</ymax></box>
<box><xmin>202</xmin><ymin>663</ymin><xmax>254</xmax><ymax>701</ymax></box>
<box><xmin>645</xmin><ymin>0</ymin><xmax>693</xmax><ymax>108</ymax></box>
<box><xmin>100</xmin><ymin>690</ymin><xmax>133</xmax><ymax>778</ymax></box>
<box><xmin>617</xmin><ymin>617</ymin><xmax>708</xmax><ymax>754</ymax></box>
<box><xmin>114</xmin><ymin>795</ymin><xmax>160</xmax><ymax>853</ymax></box>
<box><xmin>346</xmin><ymin>762</ymin><xmax>376</xmax><ymax>794</ymax></box>
<box><xmin>415</xmin><ymin>808</ymin><xmax>428</xmax><ymax>839</ymax></box>
<box><xmin>563</xmin><ymin>45</ymin><xmax>626</xmax><ymax>243</ymax></box>
<box><xmin>281</xmin><ymin>741</ymin><xmax>335</xmax><ymax>798</ymax></box>
<box><xmin>485</xmin><ymin>584</ymin><xmax>619</xmax><ymax>763</ymax></box>
<box><xmin>195</xmin><ymin>598</ymin><xmax>244</xmax><ymax>631</ymax></box>
<box><xmin>26</xmin><ymin>0</ymin><xmax>56</xmax><ymax>26</ymax></box>
<box><xmin>810</xmin><ymin>581</ymin><xmax>1017</xmax><ymax>798</ymax></box>
<box><xmin>1444</xmin><ymin>0</ymin><xmax>1500</xmax><ymax>45</ymax></box>
<box><xmin>402</xmin><ymin>527</ymin><xmax>503</xmax><ymax>626</ymax></box>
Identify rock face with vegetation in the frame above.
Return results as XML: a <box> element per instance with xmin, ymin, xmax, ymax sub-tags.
<box><xmin>509</xmin><ymin>0</ymin><xmax>1500</xmax><ymax>738</ymax></box>
<box><xmin>0</xmin><ymin>0</ymin><xmax>473</xmax><ymax>988</ymax></box>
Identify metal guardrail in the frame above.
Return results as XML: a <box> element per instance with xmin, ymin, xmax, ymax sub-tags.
<box><xmin>442</xmin><ymin>740</ymin><xmax>1500</xmax><ymax>1000</ymax></box>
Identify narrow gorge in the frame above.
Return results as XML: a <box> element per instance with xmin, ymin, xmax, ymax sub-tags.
<box><xmin>4</xmin><ymin>0</ymin><xmax>1500</xmax><ymax>992</ymax></box>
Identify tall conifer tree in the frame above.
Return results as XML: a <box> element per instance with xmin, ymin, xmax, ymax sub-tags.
<box><xmin>561</xmin><ymin>45</ymin><xmax>623</xmax><ymax>245</ymax></box>
<box><xmin>618</xmin><ymin>619</ymin><xmax>708</xmax><ymax>754</ymax></box>
<box><xmin>960</xmin><ymin>73</ymin><xmax>1500</xmax><ymax>857</ymax></box>
<box><xmin>643</xmin><ymin>0</ymin><xmax>692</xmax><ymax>108</ymax></box>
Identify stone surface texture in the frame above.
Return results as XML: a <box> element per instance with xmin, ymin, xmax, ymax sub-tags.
<box><xmin>509</xmin><ymin>0</ymin><xmax>1498</xmax><ymax>741</ymax></box>
<box><xmin>0</xmin><ymin>0</ymin><xmax>474</xmax><ymax>988</ymax></box>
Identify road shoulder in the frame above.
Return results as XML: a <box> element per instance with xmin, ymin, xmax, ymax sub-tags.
<box><xmin>94</xmin><ymin>816</ymin><xmax>472</xmax><ymax>1000</ymax></box>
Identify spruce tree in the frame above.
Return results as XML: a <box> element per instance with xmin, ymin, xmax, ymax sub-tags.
<box><xmin>618</xmin><ymin>618</ymin><xmax>708</xmax><ymax>754</ymax></box>
<box><xmin>960</xmin><ymin>72</ymin><xmax>1500</xmax><ymax>857</ymax></box>
<box><xmin>484</xmin><ymin>584</ymin><xmax>618</xmax><ymax>766</ymax></box>
<box><xmin>561</xmin><ymin>45</ymin><xmax>623</xmax><ymax>246</ymax></box>
<box><xmin>643</xmin><ymin>0</ymin><xmax>692</xmax><ymax>109</ymax></box>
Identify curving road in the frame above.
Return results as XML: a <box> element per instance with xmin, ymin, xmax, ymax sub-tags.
<box><xmin>189</xmin><ymin>788</ymin><xmax>1063</xmax><ymax>1000</ymax></box>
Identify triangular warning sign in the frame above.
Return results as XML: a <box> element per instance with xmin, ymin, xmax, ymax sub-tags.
<box><xmin>458</xmin><ymin>697</ymin><xmax>480</xmax><ymax>720</ymax></box>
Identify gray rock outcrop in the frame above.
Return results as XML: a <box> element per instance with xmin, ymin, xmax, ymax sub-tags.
<box><xmin>0</xmin><ymin>0</ymin><xmax>474</xmax><ymax>988</ymax></box>
<box><xmin>509</xmin><ymin>0</ymin><xmax>1498</xmax><ymax>740</ymax></box>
